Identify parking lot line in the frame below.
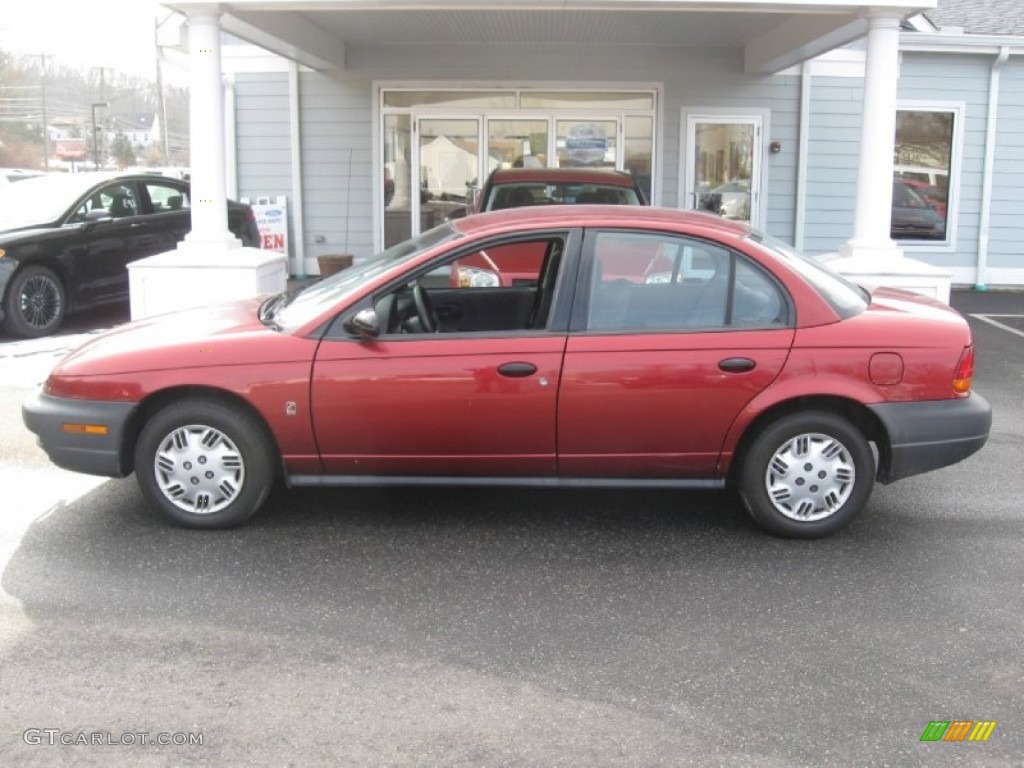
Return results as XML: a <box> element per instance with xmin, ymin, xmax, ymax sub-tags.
<box><xmin>969</xmin><ymin>314</ymin><xmax>1024</xmax><ymax>339</ymax></box>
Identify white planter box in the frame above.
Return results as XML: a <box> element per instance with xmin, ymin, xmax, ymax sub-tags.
<box><xmin>127</xmin><ymin>245</ymin><xmax>287</xmax><ymax>320</ymax></box>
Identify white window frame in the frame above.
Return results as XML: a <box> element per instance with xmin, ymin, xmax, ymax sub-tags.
<box><xmin>894</xmin><ymin>100</ymin><xmax>965</xmax><ymax>254</ymax></box>
<box><xmin>679</xmin><ymin>107</ymin><xmax>770</xmax><ymax>230</ymax></box>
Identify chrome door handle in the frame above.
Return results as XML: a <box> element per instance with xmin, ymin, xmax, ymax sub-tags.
<box><xmin>718</xmin><ymin>357</ymin><xmax>756</xmax><ymax>373</ymax></box>
<box><xmin>497</xmin><ymin>362</ymin><xmax>537</xmax><ymax>378</ymax></box>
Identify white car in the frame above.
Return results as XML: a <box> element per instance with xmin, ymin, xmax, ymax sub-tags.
<box><xmin>0</xmin><ymin>168</ymin><xmax>44</xmax><ymax>186</ymax></box>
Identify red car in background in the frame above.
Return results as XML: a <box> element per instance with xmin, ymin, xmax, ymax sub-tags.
<box><xmin>450</xmin><ymin>167</ymin><xmax>647</xmax><ymax>288</ymax></box>
<box><xmin>24</xmin><ymin>206</ymin><xmax>990</xmax><ymax>538</ymax></box>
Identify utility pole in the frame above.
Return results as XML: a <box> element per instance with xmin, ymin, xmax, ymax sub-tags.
<box><xmin>39</xmin><ymin>55</ymin><xmax>50</xmax><ymax>170</ymax></box>
<box><xmin>92</xmin><ymin>102</ymin><xmax>108</xmax><ymax>170</ymax></box>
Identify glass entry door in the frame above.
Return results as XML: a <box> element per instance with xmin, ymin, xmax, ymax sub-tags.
<box><xmin>684</xmin><ymin>115</ymin><xmax>762</xmax><ymax>227</ymax></box>
<box><xmin>414</xmin><ymin>117</ymin><xmax>482</xmax><ymax>235</ymax></box>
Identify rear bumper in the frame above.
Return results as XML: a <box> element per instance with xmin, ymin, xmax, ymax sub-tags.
<box><xmin>22</xmin><ymin>387</ymin><xmax>137</xmax><ymax>478</ymax></box>
<box><xmin>869</xmin><ymin>394</ymin><xmax>992</xmax><ymax>483</ymax></box>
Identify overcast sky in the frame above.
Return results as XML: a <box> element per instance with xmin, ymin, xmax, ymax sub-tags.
<box><xmin>0</xmin><ymin>0</ymin><xmax>181</xmax><ymax>81</ymax></box>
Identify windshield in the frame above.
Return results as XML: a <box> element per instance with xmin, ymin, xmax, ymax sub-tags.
<box><xmin>0</xmin><ymin>174</ymin><xmax>98</xmax><ymax>230</ymax></box>
<box><xmin>271</xmin><ymin>223</ymin><xmax>462</xmax><ymax>331</ymax></box>
<box><xmin>746</xmin><ymin>231</ymin><xmax>869</xmax><ymax>318</ymax></box>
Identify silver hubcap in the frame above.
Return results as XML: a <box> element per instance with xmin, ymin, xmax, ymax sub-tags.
<box><xmin>19</xmin><ymin>275</ymin><xmax>62</xmax><ymax>329</ymax></box>
<box><xmin>765</xmin><ymin>432</ymin><xmax>855</xmax><ymax>522</ymax></box>
<box><xmin>153</xmin><ymin>424</ymin><xmax>245</xmax><ymax>515</ymax></box>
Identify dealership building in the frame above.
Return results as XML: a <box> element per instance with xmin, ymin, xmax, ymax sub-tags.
<box><xmin>155</xmin><ymin>0</ymin><xmax>1024</xmax><ymax>306</ymax></box>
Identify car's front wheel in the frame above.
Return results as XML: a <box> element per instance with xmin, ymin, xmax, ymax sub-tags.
<box><xmin>134</xmin><ymin>399</ymin><xmax>275</xmax><ymax>528</ymax></box>
<box><xmin>3</xmin><ymin>265</ymin><xmax>67</xmax><ymax>338</ymax></box>
<box><xmin>738</xmin><ymin>412</ymin><xmax>874</xmax><ymax>538</ymax></box>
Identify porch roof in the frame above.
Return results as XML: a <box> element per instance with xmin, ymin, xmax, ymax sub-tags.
<box><xmin>162</xmin><ymin>0</ymin><xmax>934</xmax><ymax>74</ymax></box>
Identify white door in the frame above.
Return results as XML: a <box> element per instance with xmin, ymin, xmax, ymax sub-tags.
<box><xmin>683</xmin><ymin>113</ymin><xmax>763</xmax><ymax>228</ymax></box>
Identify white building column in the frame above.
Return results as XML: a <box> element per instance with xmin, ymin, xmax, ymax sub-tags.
<box><xmin>823</xmin><ymin>12</ymin><xmax>952</xmax><ymax>302</ymax></box>
<box><xmin>183</xmin><ymin>7</ymin><xmax>238</xmax><ymax>248</ymax></box>
<box><xmin>127</xmin><ymin>5</ymin><xmax>286</xmax><ymax>320</ymax></box>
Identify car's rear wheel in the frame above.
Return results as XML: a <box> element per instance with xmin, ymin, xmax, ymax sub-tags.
<box><xmin>738</xmin><ymin>412</ymin><xmax>874</xmax><ymax>538</ymax></box>
<box><xmin>134</xmin><ymin>399</ymin><xmax>275</xmax><ymax>528</ymax></box>
<box><xmin>3</xmin><ymin>265</ymin><xmax>66</xmax><ymax>338</ymax></box>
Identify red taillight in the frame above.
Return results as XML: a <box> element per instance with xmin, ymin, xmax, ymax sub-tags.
<box><xmin>952</xmin><ymin>345</ymin><xmax>975</xmax><ymax>395</ymax></box>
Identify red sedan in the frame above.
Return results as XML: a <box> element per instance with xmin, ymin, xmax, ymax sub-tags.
<box><xmin>23</xmin><ymin>207</ymin><xmax>991</xmax><ymax>537</ymax></box>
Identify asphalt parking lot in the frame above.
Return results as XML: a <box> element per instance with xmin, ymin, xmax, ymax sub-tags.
<box><xmin>0</xmin><ymin>290</ymin><xmax>1021</xmax><ymax>766</ymax></box>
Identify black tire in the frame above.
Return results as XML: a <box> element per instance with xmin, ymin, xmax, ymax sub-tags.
<box><xmin>738</xmin><ymin>411</ymin><xmax>874</xmax><ymax>539</ymax></box>
<box><xmin>134</xmin><ymin>399</ymin><xmax>276</xmax><ymax>529</ymax></box>
<box><xmin>3</xmin><ymin>265</ymin><xmax>67</xmax><ymax>338</ymax></box>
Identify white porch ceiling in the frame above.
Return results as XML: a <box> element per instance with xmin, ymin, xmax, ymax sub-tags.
<box><xmin>163</xmin><ymin>1</ymin><xmax>935</xmax><ymax>74</ymax></box>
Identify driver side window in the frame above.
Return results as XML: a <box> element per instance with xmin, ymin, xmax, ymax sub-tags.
<box><xmin>372</xmin><ymin>236</ymin><xmax>565</xmax><ymax>335</ymax></box>
<box><xmin>72</xmin><ymin>183</ymin><xmax>140</xmax><ymax>221</ymax></box>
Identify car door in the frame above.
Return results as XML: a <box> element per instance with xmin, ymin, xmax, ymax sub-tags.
<box><xmin>138</xmin><ymin>178</ymin><xmax>192</xmax><ymax>251</ymax></box>
<box><xmin>310</xmin><ymin>231</ymin><xmax>579</xmax><ymax>477</ymax></box>
<box><xmin>558</xmin><ymin>229</ymin><xmax>795</xmax><ymax>478</ymax></box>
<box><xmin>63</xmin><ymin>181</ymin><xmax>159</xmax><ymax>303</ymax></box>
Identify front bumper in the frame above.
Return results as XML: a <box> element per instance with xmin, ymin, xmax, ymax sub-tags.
<box><xmin>22</xmin><ymin>387</ymin><xmax>138</xmax><ymax>478</ymax></box>
<box><xmin>869</xmin><ymin>394</ymin><xmax>992</xmax><ymax>483</ymax></box>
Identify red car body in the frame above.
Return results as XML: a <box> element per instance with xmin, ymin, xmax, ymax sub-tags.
<box><xmin>24</xmin><ymin>207</ymin><xmax>991</xmax><ymax>537</ymax></box>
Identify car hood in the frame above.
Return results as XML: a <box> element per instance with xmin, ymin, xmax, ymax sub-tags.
<box><xmin>0</xmin><ymin>223</ymin><xmax>59</xmax><ymax>241</ymax></box>
<box><xmin>53</xmin><ymin>296</ymin><xmax>316</xmax><ymax>378</ymax></box>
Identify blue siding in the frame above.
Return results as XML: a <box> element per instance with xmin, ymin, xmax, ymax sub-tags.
<box><xmin>802</xmin><ymin>77</ymin><xmax>862</xmax><ymax>254</ymax></box>
<box><xmin>990</xmin><ymin>59</ymin><xmax>1024</xmax><ymax>270</ymax></box>
<box><xmin>234</xmin><ymin>73</ymin><xmax>292</xmax><ymax>201</ymax></box>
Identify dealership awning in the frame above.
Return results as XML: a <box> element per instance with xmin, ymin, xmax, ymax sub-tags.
<box><xmin>163</xmin><ymin>0</ymin><xmax>933</xmax><ymax>75</ymax></box>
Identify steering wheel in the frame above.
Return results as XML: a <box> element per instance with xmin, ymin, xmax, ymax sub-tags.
<box><xmin>412</xmin><ymin>283</ymin><xmax>439</xmax><ymax>333</ymax></box>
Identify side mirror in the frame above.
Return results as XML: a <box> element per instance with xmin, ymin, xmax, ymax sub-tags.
<box><xmin>346</xmin><ymin>308</ymin><xmax>381</xmax><ymax>338</ymax></box>
<box><xmin>84</xmin><ymin>209</ymin><xmax>113</xmax><ymax>224</ymax></box>
<box><xmin>446</xmin><ymin>205</ymin><xmax>468</xmax><ymax>221</ymax></box>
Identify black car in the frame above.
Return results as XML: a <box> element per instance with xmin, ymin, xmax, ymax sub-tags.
<box><xmin>0</xmin><ymin>173</ymin><xmax>261</xmax><ymax>338</ymax></box>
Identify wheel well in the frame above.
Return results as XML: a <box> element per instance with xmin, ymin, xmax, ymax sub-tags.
<box><xmin>727</xmin><ymin>396</ymin><xmax>887</xmax><ymax>486</ymax></box>
<box><xmin>5</xmin><ymin>261</ymin><xmax>71</xmax><ymax>307</ymax></box>
<box><xmin>120</xmin><ymin>386</ymin><xmax>283</xmax><ymax>477</ymax></box>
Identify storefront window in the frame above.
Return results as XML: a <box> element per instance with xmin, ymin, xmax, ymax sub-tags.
<box><xmin>892</xmin><ymin>109</ymin><xmax>955</xmax><ymax>242</ymax></box>
<box><xmin>556</xmin><ymin>120</ymin><xmax>617</xmax><ymax>169</ymax></box>
<box><xmin>488</xmin><ymin>119</ymin><xmax>549</xmax><ymax>170</ymax></box>
<box><xmin>384</xmin><ymin>114</ymin><xmax>412</xmax><ymax>247</ymax></box>
<box><xmin>380</xmin><ymin>87</ymin><xmax>658</xmax><ymax>244</ymax></box>
<box><xmin>624</xmin><ymin>116</ymin><xmax>653</xmax><ymax>203</ymax></box>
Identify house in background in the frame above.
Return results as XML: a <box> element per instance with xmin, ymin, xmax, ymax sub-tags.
<box><xmin>109</xmin><ymin>112</ymin><xmax>162</xmax><ymax>156</ymax></box>
<box><xmin>155</xmin><ymin>0</ymin><xmax>1024</xmax><ymax>300</ymax></box>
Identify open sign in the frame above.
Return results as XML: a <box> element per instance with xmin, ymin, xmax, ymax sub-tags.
<box><xmin>251</xmin><ymin>201</ymin><xmax>289</xmax><ymax>255</ymax></box>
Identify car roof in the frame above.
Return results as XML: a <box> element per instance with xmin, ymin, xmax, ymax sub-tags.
<box><xmin>452</xmin><ymin>204</ymin><xmax>750</xmax><ymax>238</ymax></box>
<box><xmin>487</xmin><ymin>167</ymin><xmax>638</xmax><ymax>186</ymax></box>
<box><xmin>6</xmin><ymin>172</ymin><xmax>186</xmax><ymax>198</ymax></box>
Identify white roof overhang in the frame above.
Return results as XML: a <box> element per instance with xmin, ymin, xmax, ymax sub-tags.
<box><xmin>162</xmin><ymin>0</ymin><xmax>934</xmax><ymax>74</ymax></box>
